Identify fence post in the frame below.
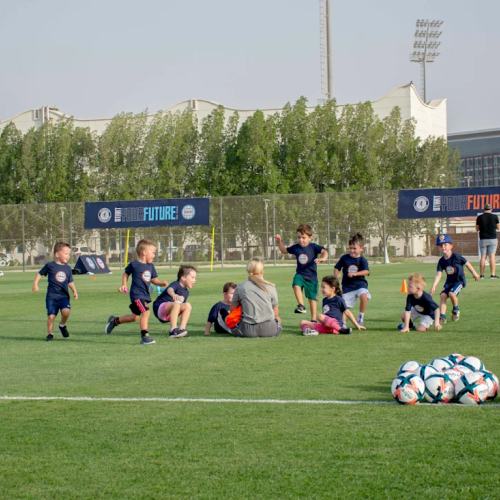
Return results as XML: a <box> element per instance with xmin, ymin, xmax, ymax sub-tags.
<box><xmin>22</xmin><ymin>205</ymin><xmax>25</xmax><ymax>272</ymax></box>
<box><xmin>119</xmin><ymin>228</ymin><xmax>122</xmax><ymax>270</ymax></box>
<box><xmin>220</xmin><ymin>197</ymin><xmax>224</xmax><ymax>268</ymax></box>
<box><xmin>273</xmin><ymin>194</ymin><xmax>277</xmax><ymax>267</ymax></box>
<box><xmin>69</xmin><ymin>204</ymin><xmax>73</xmax><ymax>266</ymax></box>
<box><xmin>327</xmin><ymin>192</ymin><xmax>331</xmax><ymax>265</ymax></box>
<box><xmin>383</xmin><ymin>190</ymin><xmax>390</xmax><ymax>264</ymax></box>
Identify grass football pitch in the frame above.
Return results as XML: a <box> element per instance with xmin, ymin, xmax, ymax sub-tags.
<box><xmin>1</xmin><ymin>262</ymin><xmax>500</xmax><ymax>499</ymax></box>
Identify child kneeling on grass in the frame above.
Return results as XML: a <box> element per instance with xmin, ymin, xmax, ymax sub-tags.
<box><xmin>153</xmin><ymin>265</ymin><xmax>197</xmax><ymax>338</ymax></box>
<box><xmin>204</xmin><ymin>281</ymin><xmax>237</xmax><ymax>335</ymax></box>
<box><xmin>300</xmin><ymin>276</ymin><xmax>365</xmax><ymax>336</ymax></box>
<box><xmin>398</xmin><ymin>273</ymin><xmax>442</xmax><ymax>332</ymax></box>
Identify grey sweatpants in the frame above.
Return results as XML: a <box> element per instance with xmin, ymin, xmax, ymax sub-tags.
<box><xmin>232</xmin><ymin>319</ymin><xmax>282</xmax><ymax>338</ymax></box>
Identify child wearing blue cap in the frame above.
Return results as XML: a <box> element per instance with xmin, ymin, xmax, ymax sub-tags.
<box><xmin>430</xmin><ymin>234</ymin><xmax>480</xmax><ymax>322</ymax></box>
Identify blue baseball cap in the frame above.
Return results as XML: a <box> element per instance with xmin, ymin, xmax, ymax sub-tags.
<box><xmin>436</xmin><ymin>234</ymin><xmax>453</xmax><ymax>245</ymax></box>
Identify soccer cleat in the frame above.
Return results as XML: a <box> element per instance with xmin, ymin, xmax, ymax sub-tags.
<box><xmin>105</xmin><ymin>315</ymin><xmax>116</xmax><ymax>334</ymax></box>
<box><xmin>491</xmin><ymin>275</ymin><xmax>499</xmax><ymax>279</ymax></box>
<box><xmin>480</xmin><ymin>275</ymin><xmax>484</xmax><ymax>279</ymax></box>
<box><xmin>169</xmin><ymin>328</ymin><xmax>188</xmax><ymax>338</ymax></box>
<box><xmin>46</xmin><ymin>333</ymin><xmax>54</xmax><ymax>342</ymax></box>
<box><xmin>294</xmin><ymin>304</ymin><xmax>307</xmax><ymax>314</ymax></box>
<box><xmin>140</xmin><ymin>335</ymin><xmax>156</xmax><ymax>345</ymax></box>
<box><xmin>452</xmin><ymin>309</ymin><xmax>460</xmax><ymax>321</ymax></box>
<box><xmin>440</xmin><ymin>315</ymin><xmax>447</xmax><ymax>324</ymax></box>
<box><xmin>339</xmin><ymin>328</ymin><xmax>352</xmax><ymax>335</ymax></box>
<box><xmin>302</xmin><ymin>328</ymin><xmax>319</xmax><ymax>336</ymax></box>
<box><xmin>58</xmin><ymin>324</ymin><xmax>69</xmax><ymax>339</ymax></box>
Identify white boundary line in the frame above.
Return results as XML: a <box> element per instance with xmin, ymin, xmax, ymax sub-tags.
<box><xmin>1</xmin><ymin>395</ymin><xmax>500</xmax><ymax>406</ymax></box>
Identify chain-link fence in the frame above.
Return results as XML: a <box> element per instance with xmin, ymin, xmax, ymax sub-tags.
<box><xmin>0</xmin><ymin>191</ymin><xmax>487</xmax><ymax>271</ymax></box>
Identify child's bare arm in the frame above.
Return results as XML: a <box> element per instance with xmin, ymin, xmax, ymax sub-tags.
<box><xmin>465</xmin><ymin>262</ymin><xmax>480</xmax><ymax>281</ymax></box>
<box><xmin>204</xmin><ymin>321</ymin><xmax>212</xmax><ymax>335</ymax></box>
<box><xmin>345</xmin><ymin>309</ymin><xmax>366</xmax><ymax>330</ymax></box>
<box><xmin>348</xmin><ymin>269</ymin><xmax>370</xmax><ymax>278</ymax></box>
<box><xmin>274</xmin><ymin>235</ymin><xmax>288</xmax><ymax>255</ymax></box>
<box><xmin>433</xmin><ymin>309</ymin><xmax>442</xmax><ymax>331</ymax></box>
<box><xmin>151</xmin><ymin>277</ymin><xmax>168</xmax><ymax>287</ymax></box>
<box><xmin>315</xmin><ymin>248</ymin><xmax>329</xmax><ymax>263</ymax></box>
<box><xmin>334</xmin><ymin>268</ymin><xmax>340</xmax><ymax>278</ymax></box>
<box><xmin>32</xmin><ymin>273</ymin><xmax>41</xmax><ymax>292</ymax></box>
<box><xmin>69</xmin><ymin>282</ymin><xmax>78</xmax><ymax>300</ymax></box>
<box><xmin>118</xmin><ymin>272</ymin><xmax>129</xmax><ymax>292</ymax></box>
<box><xmin>430</xmin><ymin>271</ymin><xmax>442</xmax><ymax>295</ymax></box>
<box><xmin>400</xmin><ymin>310</ymin><xmax>412</xmax><ymax>332</ymax></box>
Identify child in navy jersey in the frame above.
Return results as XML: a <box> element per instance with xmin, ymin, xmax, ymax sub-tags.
<box><xmin>204</xmin><ymin>282</ymin><xmax>237</xmax><ymax>335</ymax></box>
<box><xmin>398</xmin><ymin>273</ymin><xmax>442</xmax><ymax>332</ymax></box>
<box><xmin>430</xmin><ymin>234</ymin><xmax>480</xmax><ymax>323</ymax></box>
<box><xmin>33</xmin><ymin>242</ymin><xmax>78</xmax><ymax>341</ymax></box>
<box><xmin>300</xmin><ymin>276</ymin><xmax>365</xmax><ymax>335</ymax></box>
<box><xmin>334</xmin><ymin>232</ymin><xmax>370</xmax><ymax>327</ymax></box>
<box><xmin>105</xmin><ymin>239</ymin><xmax>168</xmax><ymax>345</ymax></box>
<box><xmin>275</xmin><ymin>224</ymin><xmax>328</xmax><ymax>321</ymax></box>
<box><xmin>153</xmin><ymin>265</ymin><xmax>197</xmax><ymax>338</ymax></box>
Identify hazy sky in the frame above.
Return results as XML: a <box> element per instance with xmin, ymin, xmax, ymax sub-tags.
<box><xmin>1</xmin><ymin>0</ymin><xmax>498</xmax><ymax>133</ymax></box>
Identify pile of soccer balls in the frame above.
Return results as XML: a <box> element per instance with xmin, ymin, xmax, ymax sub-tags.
<box><xmin>391</xmin><ymin>354</ymin><xmax>498</xmax><ymax>405</ymax></box>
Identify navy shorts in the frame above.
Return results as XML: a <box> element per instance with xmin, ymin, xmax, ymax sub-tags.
<box><xmin>129</xmin><ymin>298</ymin><xmax>150</xmax><ymax>316</ymax></box>
<box><xmin>46</xmin><ymin>298</ymin><xmax>71</xmax><ymax>316</ymax></box>
<box><xmin>441</xmin><ymin>282</ymin><xmax>463</xmax><ymax>297</ymax></box>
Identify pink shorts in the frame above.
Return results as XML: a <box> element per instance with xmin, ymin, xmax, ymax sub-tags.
<box><xmin>316</xmin><ymin>316</ymin><xmax>341</xmax><ymax>334</ymax></box>
<box><xmin>157</xmin><ymin>302</ymin><xmax>171</xmax><ymax>322</ymax></box>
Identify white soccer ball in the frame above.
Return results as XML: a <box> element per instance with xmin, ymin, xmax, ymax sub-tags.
<box><xmin>397</xmin><ymin>361</ymin><xmax>422</xmax><ymax>375</ymax></box>
<box><xmin>391</xmin><ymin>372</ymin><xmax>425</xmax><ymax>405</ymax></box>
<box><xmin>429</xmin><ymin>357</ymin><xmax>454</xmax><ymax>372</ymax></box>
<box><xmin>414</xmin><ymin>364</ymin><xmax>439</xmax><ymax>380</ymax></box>
<box><xmin>455</xmin><ymin>372</ymin><xmax>489</xmax><ymax>405</ymax></box>
<box><xmin>424</xmin><ymin>373</ymin><xmax>455</xmax><ymax>404</ymax></box>
<box><xmin>478</xmin><ymin>370</ymin><xmax>499</xmax><ymax>401</ymax></box>
<box><xmin>459</xmin><ymin>356</ymin><xmax>484</xmax><ymax>372</ymax></box>
<box><xmin>444</xmin><ymin>367</ymin><xmax>463</xmax><ymax>386</ymax></box>
<box><xmin>446</xmin><ymin>353</ymin><xmax>465</xmax><ymax>365</ymax></box>
<box><xmin>454</xmin><ymin>365</ymin><xmax>472</xmax><ymax>375</ymax></box>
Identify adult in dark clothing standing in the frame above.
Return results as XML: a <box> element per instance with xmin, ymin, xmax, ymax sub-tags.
<box><xmin>476</xmin><ymin>203</ymin><xmax>500</xmax><ymax>279</ymax></box>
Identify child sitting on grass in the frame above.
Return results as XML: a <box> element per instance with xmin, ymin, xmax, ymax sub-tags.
<box><xmin>204</xmin><ymin>282</ymin><xmax>237</xmax><ymax>335</ymax></box>
<box><xmin>300</xmin><ymin>276</ymin><xmax>365</xmax><ymax>336</ymax></box>
<box><xmin>153</xmin><ymin>265</ymin><xmax>197</xmax><ymax>338</ymax></box>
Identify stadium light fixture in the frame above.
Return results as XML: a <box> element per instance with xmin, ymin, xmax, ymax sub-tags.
<box><xmin>410</xmin><ymin>19</ymin><xmax>444</xmax><ymax>103</ymax></box>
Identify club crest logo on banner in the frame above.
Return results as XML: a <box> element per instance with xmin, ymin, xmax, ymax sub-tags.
<box><xmin>98</xmin><ymin>208</ymin><xmax>112</xmax><ymax>223</ymax></box>
<box><xmin>413</xmin><ymin>196</ymin><xmax>429</xmax><ymax>213</ymax></box>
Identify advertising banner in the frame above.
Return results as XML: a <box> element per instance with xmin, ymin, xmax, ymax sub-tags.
<box><xmin>84</xmin><ymin>198</ymin><xmax>210</xmax><ymax>229</ymax></box>
<box><xmin>398</xmin><ymin>187</ymin><xmax>500</xmax><ymax>219</ymax></box>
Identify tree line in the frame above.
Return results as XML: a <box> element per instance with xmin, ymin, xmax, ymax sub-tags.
<box><xmin>0</xmin><ymin>97</ymin><xmax>460</xmax><ymax>205</ymax></box>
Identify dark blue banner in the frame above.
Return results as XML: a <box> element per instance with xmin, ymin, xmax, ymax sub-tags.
<box><xmin>84</xmin><ymin>198</ymin><xmax>210</xmax><ymax>229</ymax></box>
<box><xmin>398</xmin><ymin>187</ymin><xmax>500</xmax><ymax>219</ymax></box>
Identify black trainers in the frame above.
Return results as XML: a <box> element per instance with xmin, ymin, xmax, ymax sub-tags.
<box><xmin>294</xmin><ymin>304</ymin><xmax>307</xmax><ymax>314</ymax></box>
<box><xmin>480</xmin><ymin>275</ymin><xmax>485</xmax><ymax>279</ymax></box>
<box><xmin>46</xmin><ymin>333</ymin><xmax>54</xmax><ymax>342</ymax></box>
<box><xmin>491</xmin><ymin>275</ymin><xmax>499</xmax><ymax>279</ymax></box>
<box><xmin>105</xmin><ymin>315</ymin><xmax>116</xmax><ymax>334</ymax></box>
<box><xmin>169</xmin><ymin>328</ymin><xmax>188</xmax><ymax>338</ymax></box>
<box><xmin>140</xmin><ymin>335</ymin><xmax>156</xmax><ymax>345</ymax></box>
<box><xmin>58</xmin><ymin>324</ymin><xmax>69</xmax><ymax>339</ymax></box>
<box><xmin>339</xmin><ymin>328</ymin><xmax>352</xmax><ymax>335</ymax></box>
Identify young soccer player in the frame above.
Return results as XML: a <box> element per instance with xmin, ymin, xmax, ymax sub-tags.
<box><xmin>334</xmin><ymin>232</ymin><xmax>370</xmax><ymax>327</ymax></box>
<box><xmin>153</xmin><ymin>265</ymin><xmax>197</xmax><ymax>338</ymax></box>
<box><xmin>33</xmin><ymin>242</ymin><xmax>78</xmax><ymax>341</ymax></box>
<box><xmin>398</xmin><ymin>273</ymin><xmax>442</xmax><ymax>332</ymax></box>
<box><xmin>300</xmin><ymin>276</ymin><xmax>365</xmax><ymax>335</ymax></box>
<box><xmin>430</xmin><ymin>234</ymin><xmax>480</xmax><ymax>323</ymax></box>
<box><xmin>204</xmin><ymin>281</ymin><xmax>237</xmax><ymax>335</ymax></box>
<box><xmin>105</xmin><ymin>239</ymin><xmax>168</xmax><ymax>345</ymax></box>
<box><xmin>275</xmin><ymin>224</ymin><xmax>328</xmax><ymax>321</ymax></box>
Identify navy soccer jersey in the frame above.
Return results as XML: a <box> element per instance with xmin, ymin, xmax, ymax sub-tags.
<box><xmin>207</xmin><ymin>301</ymin><xmax>231</xmax><ymax>323</ymax></box>
<box><xmin>334</xmin><ymin>254</ymin><xmax>369</xmax><ymax>293</ymax></box>
<box><xmin>154</xmin><ymin>280</ymin><xmax>190</xmax><ymax>308</ymax></box>
<box><xmin>39</xmin><ymin>262</ymin><xmax>73</xmax><ymax>300</ymax></box>
<box><xmin>437</xmin><ymin>252</ymin><xmax>467</xmax><ymax>287</ymax></box>
<box><xmin>405</xmin><ymin>291</ymin><xmax>439</xmax><ymax>316</ymax></box>
<box><xmin>125</xmin><ymin>260</ymin><xmax>158</xmax><ymax>302</ymax></box>
<box><xmin>322</xmin><ymin>295</ymin><xmax>347</xmax><ymax>323</ymax></box>
<box><xmin>286</xmin><ymin>242</ymin><xmax>325</xmax><ymax>281</ymax></box>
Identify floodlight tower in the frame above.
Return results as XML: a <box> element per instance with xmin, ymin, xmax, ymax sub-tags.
<box><xmin>410</xmin><ymin>19</ymin><xmax>443</xmax><ymax>103</ymax></box>
<box><xmin>319</xmin><ymin>0</ymin><xmax>333</xmax><ymax>101</ymax></box>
